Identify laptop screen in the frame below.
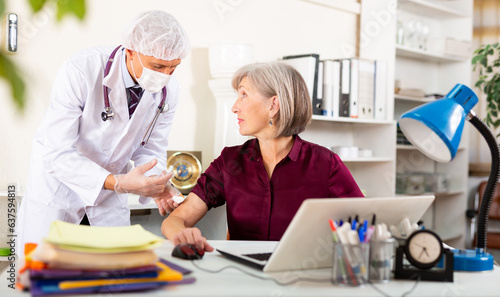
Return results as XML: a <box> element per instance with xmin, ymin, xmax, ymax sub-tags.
<box><xmin>263</xmin><ymin>195</ymin><xmax>435</xmax><ymax>272</ymax></box>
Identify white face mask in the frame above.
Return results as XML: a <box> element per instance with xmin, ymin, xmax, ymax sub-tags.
<box><xmin>132</xmin><ymin>54</ymin><xmax>171</xmax><ymax>93</ymax></box>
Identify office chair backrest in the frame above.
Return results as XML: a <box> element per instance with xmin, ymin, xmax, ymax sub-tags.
<box><xmin>477</xmin><ymin>181</ymin><xmax>500</xmax><ymax>220</ymax></box>
<box><xmin>476</xmin><ymin>181</ymin><xmax>500</xmax><ymax>249</ymax></box>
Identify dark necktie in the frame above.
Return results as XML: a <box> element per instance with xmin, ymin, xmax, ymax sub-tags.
<box><xmin>127</xmin><ymin>86</ymin><xmax>143</xmax><ymax>118</ymax></box>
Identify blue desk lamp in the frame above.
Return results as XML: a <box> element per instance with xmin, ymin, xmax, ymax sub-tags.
<box><xmin>398</xmin><ymin>84</ymin><xmax>499</xmax><ymax>271</ymax></box>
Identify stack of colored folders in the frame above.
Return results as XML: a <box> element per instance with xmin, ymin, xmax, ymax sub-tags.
<box><xmin>19</xmin><ymin>221</ymin><xmax>194</xmax><ymax>296</ymax></box>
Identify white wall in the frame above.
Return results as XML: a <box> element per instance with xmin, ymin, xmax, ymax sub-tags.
<box><xmin>0</xmin><ymin>0</ymin><xmax>358</xmax><ymax>189</ymax></box>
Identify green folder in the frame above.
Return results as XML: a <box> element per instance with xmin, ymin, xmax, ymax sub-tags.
<box><xmin>0</xmin><ymin>247</ymin><xmax>11</xmax><ymax>256</ymax></box>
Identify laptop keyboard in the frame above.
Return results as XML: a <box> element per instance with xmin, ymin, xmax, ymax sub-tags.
<box><xmin>243</xmin><ymin>252</ymin><xmax>272</xmax><ymax>261</ymax></box>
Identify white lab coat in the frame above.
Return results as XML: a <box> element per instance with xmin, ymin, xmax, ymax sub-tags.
<box><xmin>16</xmin><ymin>46</ymin><xmax>180</xmax><ymax>255</ymax></box>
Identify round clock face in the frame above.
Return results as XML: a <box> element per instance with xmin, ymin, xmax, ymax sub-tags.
<box><xmin>405</xmin><ymin>229</ymin><xmax>443</xmax><ymax>269</ymax></box>
<box><xmin>166</xmin><ymin>152</ymin><xmax>202</xmax><ymax>191</ymax></box>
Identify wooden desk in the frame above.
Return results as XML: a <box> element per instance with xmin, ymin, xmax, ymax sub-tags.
<box><xmin>0</xmin><ymin>240</ymin><xmax>499</xmax><ymax>296</ymax></box>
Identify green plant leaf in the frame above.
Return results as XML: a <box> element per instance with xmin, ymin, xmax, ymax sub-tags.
<box><xmin>0</xmin><ymin>0</ymin><xmax>5</xmax><ymax>15</ymax></box>
<box><xmin>472</xmin><ymin>55</ymin><xmax>483</xmax><ymax>66</ymax></box>
<box><xmin>28</xmin><ymin>0</ymin><xmax>47</xmax><ymax>13</ymax></box>
<box><xmin>0</xmin><ymin>53</ymin><xmax>25</xmax><ymax>110</ymax></box>
<box><xmin>481</xmin><ymin>56</ymin><xmax>488</xmax><ymax>68</ymax></box>
<box><xmin>56</xmin><ymin>0</ymin><xmax>86</xmax><ymax>21</ymax></box>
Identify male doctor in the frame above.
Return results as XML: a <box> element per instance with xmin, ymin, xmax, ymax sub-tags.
<box><xmin>17</xmin><ymin>10</ymin><xmax>189</xmax><ymax>255</ymax></box>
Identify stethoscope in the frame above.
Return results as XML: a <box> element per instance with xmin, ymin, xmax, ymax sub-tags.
<box><xmin>101</xmin><ymin>45</ymin><xmax>169</xmax><ymax>147</ymax></box>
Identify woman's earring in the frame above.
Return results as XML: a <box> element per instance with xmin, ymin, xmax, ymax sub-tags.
<box><xmin>269</xmin><ymin>119</ymin><xmax>273</xmax><ymax>126</ymax></box>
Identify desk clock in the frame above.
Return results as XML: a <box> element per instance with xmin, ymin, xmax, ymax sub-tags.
<box><xmin>394</xmin><ymin>229</ymin><xmax>453</xmax><ymax>282</ymax></box>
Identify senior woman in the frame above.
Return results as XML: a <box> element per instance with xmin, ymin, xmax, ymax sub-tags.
<box><xmin>161</xmin><ymin>62</ymin><xmax>363</xmax><ymax>252</ymax></box>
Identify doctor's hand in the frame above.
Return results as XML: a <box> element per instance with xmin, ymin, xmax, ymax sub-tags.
<box><xmin>113</xmin><ymin>159</ymin><xmax>170</xmax><ymax>197</ymax></box>
<box><xmin>172</xmin><ymin>227</ymin><xmax>214</xmax><ymax>252</ymax></box>
<box><xmin>152</xmin><ymin>184</ymin><xmax>183</xmax><ymax>216</ymax></box>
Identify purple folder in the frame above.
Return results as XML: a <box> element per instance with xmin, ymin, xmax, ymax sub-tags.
<box><xmin>30</xmin><ymin>265</ymin><xmax>159</xmax><ymax>280</ymax></box>
<box><xmin>30</xmin><ymin>278</ymin><xmax>196</xmax><ymax>296</ymax></box>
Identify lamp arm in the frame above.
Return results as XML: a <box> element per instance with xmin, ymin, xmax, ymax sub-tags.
<box><xmin>467</xmin><ymin>111</ymin><xmax>500</xmax><ymax>251</ymax></box>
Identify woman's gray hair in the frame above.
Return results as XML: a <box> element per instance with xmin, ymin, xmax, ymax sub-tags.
<box><xmin>231</xmin><ymin>62</ymin><xmax>312</xmax><ymax>138</ymax></box>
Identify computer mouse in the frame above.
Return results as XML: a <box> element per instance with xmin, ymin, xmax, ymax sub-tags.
<box><xmin>171</xmin><ymin>243</ymin><xmax>205</xmax><ymax>260</ymax></box>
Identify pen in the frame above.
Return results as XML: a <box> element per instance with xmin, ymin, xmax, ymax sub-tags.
<box><xmin>336</xmin><ymin>223</ymin><xmax>359</xmax><ymax>285</ymax></box>
<box><xmin>347</xmin><ymin>230</ymin><xmax>367</xmax><ymax>282</ymax></box>
<box><xmin>351</xmin><ymin>219</ymin><xmax>357</xmax><ymax>231</ymax></box>
<box><xmin>364</xmin><ymin>226</ymin><xmax>374</xmax><ymax>243</ymax></box>
<box><xmin>329</xmin><ymin>219</ymin><xmax>349</xmax><ymax>284</ymax></box>
<box><xmin>328</xmin><ymin>219</ymin><xmax>339</xmax><ymax>243</ymax></box>
<box><xmin>358</xmin><ymin>220</ymin><xmax>368</xmax><ymax>242</ymax></box>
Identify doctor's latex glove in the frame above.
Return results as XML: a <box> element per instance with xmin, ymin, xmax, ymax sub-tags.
<box><xmin>114</xmin><ymin>159</ymin><xmax>170</xmax><ymax>197</ymax></box>
<box><xmin>172</xmin><ymin>227</ymin><xmax>214</xmax><ymax>252</ymax></box>
<box><xmin>151</xmin><ymin>182</ymin><xmax>184</xmax><ymax>216</ymax></box>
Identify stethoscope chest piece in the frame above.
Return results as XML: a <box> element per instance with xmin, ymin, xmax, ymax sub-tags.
<box><xmin>101</xmin><ymin>109</ymin><xmax>114</xmax><ymax>121</ymax></box>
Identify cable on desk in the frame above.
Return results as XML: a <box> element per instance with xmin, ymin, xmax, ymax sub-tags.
<box><xmin>190</xmin><ymin>260</ymin><xmax>331</xmax><ymax>286</ymax></box>
<box><xmin>366</xmin><ymin>274</ymin><xmax>420</xmax><ymax>297</ymax></box>
<box><xmin>400</xmin><ymin>275</ymin><xmax>420</xmax><ymax>297</ymax></box>
<box><xmin>191</xmin><ymin>261</ymin><xmax>421</xmax><ymax>297</ymax></box>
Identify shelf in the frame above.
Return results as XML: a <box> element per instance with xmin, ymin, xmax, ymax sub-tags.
<box><xmin>302</xmin><ymin>0</ymin><xmax>360</xmax><ymax>15</ymax></box>
<box><xmin>435</xmin><ymin>190</ymin><xmax>465</xmax><ymax>197</ymax></box>
<box><xmin>311</xmin><ymin>115</ymin><xmax>394</xmax><ymax>125</ymax></box>
<box><xmin>394</xmin><ymin>94</ymin><xmax>434</xmax><ymax>103</ymax></box>
<box><xmin>341</xmin><ymin>157</ymin><xmax>394</xmax><ymax>163</ymax></box>
<box><xmin>397</xmin><ymin>190</ymin><xmax>464</xmax><ymax>198</ymax></box>
<box><xmin>396</xmin><ymin>144</ymin><xmax>466</xmax><ymax>151</ymax></box>
<box><xmin>396</xmin><ymin>45</ymin><xmax>469</xmax><ymax>63</ymax></box>
<box><xmin>398</xmin><ymin>0</ymin><xmax>469</xmax><ymax>18</ymax></box>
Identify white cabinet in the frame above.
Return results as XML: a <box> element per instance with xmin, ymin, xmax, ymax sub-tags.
<box><xmin>394</xmin><ymin>0</ymin><xmax>473</xmax><ymax>248</ymax></box>
<box><xmin>299</xmin><ymin>0</ymin><xmax>397</xmax><ymax>198</ymax></box>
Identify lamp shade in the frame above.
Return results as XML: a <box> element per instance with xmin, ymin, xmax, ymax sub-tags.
<box><xmin>399</xmin><ymin>84</ymin><xmax>478</xmax><ymax>163</ymax></box>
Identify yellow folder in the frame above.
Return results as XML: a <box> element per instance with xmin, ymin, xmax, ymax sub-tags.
<box><xmin>44</xmin><ymin>220</ymin><xmax>164</xmax><ymax>252</ymax></box>
<box><xmin>32</xmin><ymin>242</ymin><xmax>159</xmax><ymax>270</ymax></box>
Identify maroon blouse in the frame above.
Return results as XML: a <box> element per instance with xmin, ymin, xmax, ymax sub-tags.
<box><xmin>191</xmin><ymin>135</ymin><xmax>364</xmax><ymax>241</ymax></box>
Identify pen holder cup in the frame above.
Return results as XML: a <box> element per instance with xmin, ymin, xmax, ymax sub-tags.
<box><xmin>331</xmin><ymin>242</ymin><xmax>369</xmax><ymax>286</ymax></box>
<box><xmin>369</xmin><ymin>238</ymin><xmax>395</xmax><ymax>283</ymax></box>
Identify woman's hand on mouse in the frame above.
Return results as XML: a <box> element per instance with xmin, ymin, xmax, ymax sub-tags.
<box><xmin>172</xmin><ymin>227</ymin><xmax>214</xmax><ymax>252</ymax></box>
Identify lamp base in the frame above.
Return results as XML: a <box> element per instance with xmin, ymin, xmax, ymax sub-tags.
<box><xmin>452</xmin><ymin>249</ymin><xmax>494</xmax><ymax>271</ymax></box>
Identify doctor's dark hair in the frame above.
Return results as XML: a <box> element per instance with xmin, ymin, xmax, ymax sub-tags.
<box><xmin>231</xmin><ymin>62</ymin><xmax>312</xmax><ymax>138</ymax></box>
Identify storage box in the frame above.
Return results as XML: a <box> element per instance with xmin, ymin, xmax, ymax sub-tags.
<box><xmin>396</xmin><ymin>172</ymin><xmax>450</xmax><ymax>195</ymax></box>
<box><xmin>396</xmin><ymin>173</ymin><xmax>426</xmax><ymax>195</ymax></box>
<box><xmin>423</xmin><ymin>172</ymin><xmax>450</xmax><ymax>193</ymax></box>
<box><xmin>428</xmin><ymin>38</ymin><xmax>471</xmax><ymax>58</ymax></box>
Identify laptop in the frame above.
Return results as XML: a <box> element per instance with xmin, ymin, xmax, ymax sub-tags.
<box><xmin>216</xmin><ymin>195</ymin><xmax>435</xmax><ymax>272</ymax></box>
